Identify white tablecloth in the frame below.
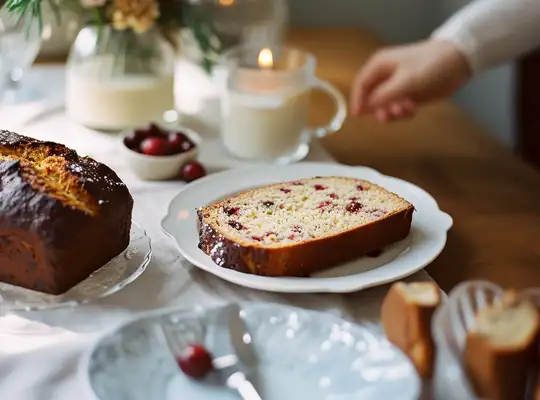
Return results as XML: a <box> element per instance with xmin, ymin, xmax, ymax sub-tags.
<box><xmin>0</xmin><ymin>66</ymin><xmax>433</xmax><ymax>400</ymax></box>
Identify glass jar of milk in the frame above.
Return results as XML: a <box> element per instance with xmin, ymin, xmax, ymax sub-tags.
<box><xmin>66</xmin><ymin>25</ymin><xmax>176</xmax><ymax>131</ymax></box>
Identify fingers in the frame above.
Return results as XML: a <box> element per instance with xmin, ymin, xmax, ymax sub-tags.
<box><xmin>374</xmin><ymin>99</ymin><xmax>416</xmax><ymax>122</ymax></box>
<box><xmin>368</xmin><ymin>71</ymin><xmax>414</xmax><ymax>110</ymax></box>
<box><xmin>350</xmin><ymin>54</ymin><xmax>395</xmax><ymax>116</ymax></box>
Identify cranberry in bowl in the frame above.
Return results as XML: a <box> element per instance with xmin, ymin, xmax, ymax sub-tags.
<box><xmin>121</xmin><ymin>123</ymin><xmax>202</xmax><ymax>181</ymax></box>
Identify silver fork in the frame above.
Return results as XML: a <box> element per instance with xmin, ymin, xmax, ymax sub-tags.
<box><xmin>159</xmin><ymin>304</ymin><xmax>262</xmax><ymax>400</ymax></box>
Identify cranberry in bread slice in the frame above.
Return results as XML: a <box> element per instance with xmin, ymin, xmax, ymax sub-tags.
<box><xmin>381</xmin><ymin>281</ymin><xmax>440</xmax><ymax>379</ymax></box>
<box><xmin>464</xmin><ymin>292</ymin><xmax>540</xmax><ymax>400</ymax></box>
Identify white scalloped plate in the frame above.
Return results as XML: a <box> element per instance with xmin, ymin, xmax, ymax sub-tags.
<box><xmin>161</xmin><ymin>162</ymin><xmax>452</xmax><ymax>293</ymax></box>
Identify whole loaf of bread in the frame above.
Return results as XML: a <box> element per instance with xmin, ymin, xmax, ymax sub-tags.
<box><xmin>0</xmin><ymin>130</ymin><xmax>133</xmax><ymax>294</ymax></box>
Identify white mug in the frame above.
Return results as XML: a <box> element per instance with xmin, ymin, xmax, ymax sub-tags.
<box><xmin>220</xmin><ymin>45</ymin><xmax>347</xmax><ymax>163</ymax></box>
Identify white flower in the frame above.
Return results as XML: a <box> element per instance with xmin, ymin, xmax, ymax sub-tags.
<box><xmin>81</xmin><ymin>0</ymin><xmax>106</xmax><ymax>8</ymax></box>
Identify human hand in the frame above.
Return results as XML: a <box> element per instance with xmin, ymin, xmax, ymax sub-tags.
<box><xmin>350</xmin><ymin>39</ymin><xmax>472</xmax><ymax>122</ymax></box>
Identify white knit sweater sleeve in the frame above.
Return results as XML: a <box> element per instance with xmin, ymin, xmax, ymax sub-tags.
<box><xmin>431</xmin><ymin>0</ymin><xmax>540</xmax><ymax>73</ymax></box>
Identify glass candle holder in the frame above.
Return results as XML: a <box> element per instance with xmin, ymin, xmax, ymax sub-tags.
<box><xmin>220</xmin><ymin>45</ymin><xmax>347</xmax><ymax>163</ymax></box>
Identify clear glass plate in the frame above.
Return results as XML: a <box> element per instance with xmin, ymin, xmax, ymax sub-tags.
<box><xmin>81</xmin><ymin>302</ymin><xmax>421</xmax><ymax>400</ymax></box>
<box><xmin>0</xmin><ymin>221</ymin><xmax>152</xmax><ymax>313</ymax></box>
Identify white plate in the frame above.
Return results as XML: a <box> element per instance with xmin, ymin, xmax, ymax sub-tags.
<box><xmin>0</xmin><ymin>222</ymin><xmax>152</xmax><ymax>313</ymax></box>
<box><xmin>161</xmin><ymin>162</ymin><xmax>452</xmax><ymax>293</ymax></box>
<box><xmin>82</xmin><ymin>302</ymin><xmax>421</xmax><ymax>400</ymax></box>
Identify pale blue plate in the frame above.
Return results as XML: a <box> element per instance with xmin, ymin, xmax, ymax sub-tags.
<box><xmin>81</xmin><ymin>303</ymin><xmax>421</xmax><ymax>400</ymax></box>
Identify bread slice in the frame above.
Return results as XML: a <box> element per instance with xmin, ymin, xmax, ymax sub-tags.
<box><xmin>197</xmin><ymin>176</ymin><xmax>414</xmax><ymax>276</ymax></box>
<box><xmin>464</xmin><ymin>292</ymin><xmax>540</xmax><ymax>400</ymax></box>
<box><xmin>381</xmin><ymin>281</ymin><xmax>441</xmax><ymax>379</ymax></box>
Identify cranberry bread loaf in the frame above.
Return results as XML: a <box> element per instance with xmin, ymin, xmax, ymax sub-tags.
<box><xmin>0</xmin><ymin>130</ymin><xmax>133</xmax><ymax>294</ymax></box>
<box><xmin>381</xmin><ymin>281</ymin><xmax>441</xmax><ymax>379</ymax></box>
<box><xmin>197</xmin><ymin>176</ymin><xmax>414</xmax><ymax>276</ymax></box>
<box><xmin>464</xmin><ymin>292</ymin><xmax>540</xmax><ymax>400</ymax></box>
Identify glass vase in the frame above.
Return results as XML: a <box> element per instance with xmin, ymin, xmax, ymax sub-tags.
<box><xmin>66</xmin><ymin>25</ymin><xmax>176</xmax><ymax>131</ymax></box>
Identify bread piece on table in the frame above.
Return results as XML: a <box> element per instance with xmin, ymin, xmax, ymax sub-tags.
<box><xmin>381</xmin><ymin>281</ymin><xmax>441</xmax><ymax>379</ymax></box>
<box><xmin>197</xmin><ymin>176</ymin><xmax>414</xmax><ymax>277</ymax></box>
<box><xmin>464</xmin><ymin>292</ymin><xmax>540</xmax><ymax>400</ymax></box>
<box><xmin>0</xmin><ymin>130</ymin><xmax>133</xmax><ymax>294</ymax></box>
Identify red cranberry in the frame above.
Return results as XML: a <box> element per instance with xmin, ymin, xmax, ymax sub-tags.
<box><xmin>288</xmin><ymin>234</ymin><xmax>295</xmax><ymax>240</ymax></box>
<box><xmin>228</xmin><ymin>221</ymin><xmax>245</xmax><ymax>230</ymax></box>
<box><xmin>280</xmin><ymin>188</ymin><xmax>291</xmax><ymax>194</ymax></box>
<box><xmin>140</xmin><ymin>137</ymin><xmax>168</xmax><ymax>156</ymax></box>
<box><xmin>124</xmin><ymin>131</ymin><xmax>143</xmax><ymax>150</ymax></box>
<box><xmin>177</xmin><ymin>344</ymin><xmax>213</xmax><ymax>379</ymax></box>
<box><xmin>265</xmin><ymin>231</ymin><xmax>276</xmax><ymax>237</ymax></box>
<box><xmin>147</xmin><ymin>123</ymin><xmax>165</xmax><ymax>137</ymax></box>
<box><xmin>356</xmin><ymin>185</ymin><xmax>365</xmax><ymax>191</ymax></box>
<box><xmin>223</xmin><ymin>206</ymin><xmax>239</xmax><ymax>216</ymax></box>
<box><xmin>314</xmin><ymin>184</ymin><xmax>327</xmax><ymax>191</ymax></box>
<box><xmin>181</xmin><ymin>162</ymin><xmax>206</xmax><ymax>182</ymax></box>
<box><xmin>292</xmin><ymin>181</ymin><xmax>304</xmax><ymax>186</ymax></box>
<box><xmin>329</xmin><ymin>193</ymin><xmax>339</xmax><ymax>199</ymax></box>
<box><xmin>251</xmin><ymin>236</ymin><xmax>263</xmax><ymax>241</ymax></box>
<box><xmin>168</xmin><ymin>132</ymin><xmax>195</xmax><ymax>154</ymax></box>
<box><xmin>317</xmin><ymin>200</ymin><xmax>332</xmax><ymax>209</ymax></box>
<box><xmin>346</xmin><ymin>201</ymin><xmax>363</xmax><ymax>213</ymax></box>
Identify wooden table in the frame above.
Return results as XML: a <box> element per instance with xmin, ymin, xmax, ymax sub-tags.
<box><xmin>37</xmin><ymin>28</ymin><xmax>540</xmax><ymax>292</ymax></box>
<box><xmin>288</xmin><ymin>28</ymin><xmax>540</xmax><ymax>292</ymax></box>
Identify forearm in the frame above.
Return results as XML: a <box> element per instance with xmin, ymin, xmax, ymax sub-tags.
<box><xmin>432</xmin><ymin>0</ymin><xmax>540</xmax><ymax>73</ymax></box>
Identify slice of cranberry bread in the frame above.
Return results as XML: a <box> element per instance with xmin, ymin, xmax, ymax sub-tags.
<box><xmin>197</xmin><ymin>176</ymin><xmax>414</xmax><ymax>276</ymax></box>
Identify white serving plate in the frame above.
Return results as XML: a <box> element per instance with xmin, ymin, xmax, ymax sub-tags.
<box><xmin>81</xmin><ymin>302</ymin><xmax>421</xmax><ymax>400</ymax></box>
<box><xmin>161</xmin><ymin>162</ymin><xmax>452</xmax><ymax>293</ymax></box>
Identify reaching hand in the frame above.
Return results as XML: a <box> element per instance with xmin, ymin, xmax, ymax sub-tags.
<box><xmin>350</xmin><ymin>39</ymin><xmax>472</xmax><ymax>122</ymax></box>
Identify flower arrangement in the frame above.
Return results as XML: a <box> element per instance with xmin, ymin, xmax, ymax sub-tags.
<box><xmin>2</xmin><ymin>0</ymin><xmax>225</xmax><ymax>71</ymax></box>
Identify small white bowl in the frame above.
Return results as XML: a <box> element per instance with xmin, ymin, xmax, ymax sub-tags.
<box><xmin>120</xmin><ymin>124</ymin><xmax>202</xmax><ymax>181</ymax></box>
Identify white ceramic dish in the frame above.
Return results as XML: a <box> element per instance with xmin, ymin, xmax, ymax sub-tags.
<box><xmin>0</xmin><ymin>222</ymin><xmax>152</xmax><ymax>313</ymax></box>
<box><xmin>432</xmin><ymin>281</ymin><xmax>540</xmax><ymax>400</ymax></box>
<box><xmin>120</xmin><ymin>124</ymin><xmax>202</xmax><ymax>181</ymax></box>
<box><xmin>81</xmin><ymin>302</ymin><xmax>421</xmax><ymax>400</ymax></box>
<box><xmin>161</xmin><ymin>162</ymin><xmax>453</xmax><ymax>293</ymax></box>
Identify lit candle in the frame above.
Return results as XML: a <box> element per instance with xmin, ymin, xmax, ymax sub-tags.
<box><xmin>258</xmin><ymin>48</ymin><xmax>273</xmax><ymax>70</ymax></box>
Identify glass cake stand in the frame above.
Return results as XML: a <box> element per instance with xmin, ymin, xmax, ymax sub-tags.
<box><xmin>0</xmin><ymin>221</ymin><xmax>152</xmax><ymax>313</ymax></box>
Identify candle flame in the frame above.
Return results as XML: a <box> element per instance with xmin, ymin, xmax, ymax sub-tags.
<box><xmin>258</xmin><ymin>48</ymin><xmax>273</xmax><ymax>69</ymax></box>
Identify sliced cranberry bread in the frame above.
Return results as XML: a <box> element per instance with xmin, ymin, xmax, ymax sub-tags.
<box><xmin>197</xmin><ymin>176</ymin><xmax>414</xmax><ymax>276</ymax></box>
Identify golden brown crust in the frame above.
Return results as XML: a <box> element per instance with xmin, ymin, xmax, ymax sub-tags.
<box><xmin>464</xmin><ymin>294</ymin><xmax>540</xmax><ymax>400</ymax></box>
<box><xmin>197</xmin><ymin>204</ymin><xmax>414</xmax><ymax>276</ymax></box>
<box><xmin>380</xmin><ymin>282</ymin><xmax>440</xmax><ymax>379</ymax></box>
<box><xmin>0</xmin><ymin>130</ymin><xmax>133</xmax><ymax>294</ymax></box>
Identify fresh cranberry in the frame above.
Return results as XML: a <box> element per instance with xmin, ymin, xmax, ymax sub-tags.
<box><xmin>228</xmin><ymin>221</ymin><xmax>245</xmax><ymax>230</ymax></box>
<box><xmin>147</xmin><ymin>123</ymin><xmax>165</xmax><ymax>137</ymax></box>
<box><xmin>346</xmin><ymin>201</ymin><xmax>363</xmax><ymax>213</ymax></box>
<box><xmin>314</xmin><ymin>184</ymin><xmax>327</xmax><ymax>191</ymax></box>
<box><xmin>288</xmin><ymin>234</ymin><xmax>295</xmax><ymax>240</ymax></box>
<box><xmin>329</xmin><ymin>193</ymin><xmax>339</xmax><ymax>199</ymax></box>
<box><xmin>262</xmin><ymin>201</ymin><xmax>274</xmax><ymax>207</ymax></box>
<box><xmin>124</xmin><ymin>131</ymin><xmax>143</xmax><ymax>150</ymax></box>
<box><xmin>356</xmin><ymin>185</ymin><xmax>365</xmax><ymax>191</ymax></box>
<box><xmin>140</xmin><ymin>137</ymin><xmax>168</xmax><ymax>156</ymax></box>
<box><xmin>181</xmin><ymin>162</ymin><xmax>206</xmax><ymax>182</ymax></box>
<box><xmin>251</xmin><ymin>236</ymin><xmax>263</xmax><ymax>241</ymax></box>
<box><xmin>292</xmin><ymin>181</ymin><xmax>304</xmax><ymax>186</ymax></box>
<box><xmin>265</xmin><ymin>231</ymin><xmax>276</xmax><ymax>237</ymax></box>
<box><xmin>317</xmin><ymin>200</ymin><xmax>332</xmax><ymax>209</ymax></box>
<box><xmin>367</xmin><ymin>249</ymin><xmax>383</xmax><ymax>258</ymax></box>
<box><xmin>280</xmin><ymin>188</ymin><xmax>291</xmax><ymax>194</ymax></box>
<box><xmin>168</xmin><ymin>132</ymin><xmax>195</xmax><ymax>154</ymax></box>
<box><xmin>177</xmin><ymin>344</ymin><xmax>213</xmax><ymax>379</ymax></box>
<box><xmin>223</xmin><ymin>206</ymin><xmax>239</xmax><ymax>216</ymax></box>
